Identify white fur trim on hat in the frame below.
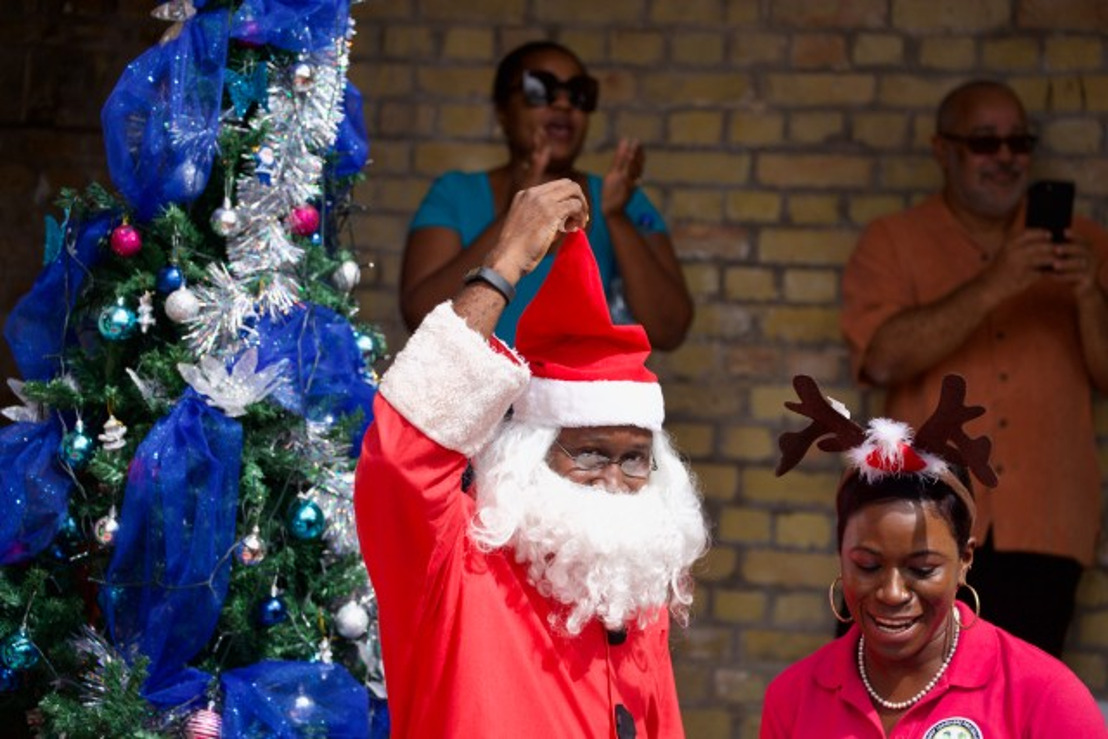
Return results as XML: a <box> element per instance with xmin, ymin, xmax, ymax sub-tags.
<box><xmin>379</xmin><ymin>302</ymin><xmax>529</xmax><ymax>457</ymax></box>
<box><xmin>513</xmin><ymin>376</ymin><xmax>664</xmax><ymax>431</ymax></box>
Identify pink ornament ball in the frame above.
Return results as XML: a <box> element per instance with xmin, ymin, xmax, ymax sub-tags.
<box><xmin>110</xmin><ymin>224</ymin><xmax>142</xmax><ymax>258</ymax></box>
<box><xmin>184</xmin><ymin>708</ymin><xmax>222</xmax><ymax>739</ymax></box>
<box><xmin>289</xmin><ymin>204</ymin><xmax>321</xmax><ymax>237</ymax></box>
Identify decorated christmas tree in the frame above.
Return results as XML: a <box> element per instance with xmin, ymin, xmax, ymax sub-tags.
<box><xmin>0</xmin><ymin>1</ymin><xmax>388</xmax><ymax>735</ymax></box>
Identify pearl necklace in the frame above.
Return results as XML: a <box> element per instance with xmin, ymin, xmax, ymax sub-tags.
<box><xmin>857</xmin><ymin>608</ymin><xmax>960</xmax><ymax>711</ymax></box>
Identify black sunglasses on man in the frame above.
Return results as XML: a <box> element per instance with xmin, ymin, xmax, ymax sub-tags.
<box><xmin>939</xmin><ymin>132</ymin><xmax>1038</xmax><ymax>155</ymax></box>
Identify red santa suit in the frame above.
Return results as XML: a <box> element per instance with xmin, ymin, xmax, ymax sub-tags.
<box><xmin>354</xmin><ymin>301</ymin><xmax>685</xmax><ymax>739</ymax></box>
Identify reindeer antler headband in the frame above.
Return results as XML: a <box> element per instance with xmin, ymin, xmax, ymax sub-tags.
<box><xmin>776</xmin><ymin>375</ymin><xmax>997</xmax><ymax>510</ymax></box>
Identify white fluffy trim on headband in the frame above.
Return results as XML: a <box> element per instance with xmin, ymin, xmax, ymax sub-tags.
<box><xmin>846</xmin><ymin>418</ymin><xmax>949</xmax><ymax>482</ymax></box>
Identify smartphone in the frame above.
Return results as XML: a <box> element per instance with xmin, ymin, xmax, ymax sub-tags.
<box><xmin>1025</xmin><ymin>179</ymin><xmax>1075</xmax><ymax>243</ymax></box>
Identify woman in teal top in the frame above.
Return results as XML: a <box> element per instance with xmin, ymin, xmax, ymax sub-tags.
<box><xmin>399</xmin><ymin>40</ymin><xmax>693</xmax><ymax>350</ymax></box>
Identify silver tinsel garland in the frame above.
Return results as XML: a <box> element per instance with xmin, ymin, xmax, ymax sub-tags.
<box><xmin>185</xmin><ymin>263</ymin><xmax>260</xmax><ymax>356</ymax></box>
<box><xmin>184</xmin><ymin>19</ymin><xmax>354</xmax><ymax>358</ymax></box>
<box><xmin>296</xmin><ymin>420</ymin><xmax>362</xmax><ymax>557</ymax></box>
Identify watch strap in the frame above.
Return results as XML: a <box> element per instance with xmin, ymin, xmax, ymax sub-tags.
<box><xmin>463</xmin><ymin>266</ymin><xmax>516</xmax><ymax>303</ymax></box>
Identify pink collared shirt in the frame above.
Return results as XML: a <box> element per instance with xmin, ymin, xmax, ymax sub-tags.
<box><xmin>760</xmin><ymin>603</ymin><xmax>1107</xmax><ymax>738</ymax></box>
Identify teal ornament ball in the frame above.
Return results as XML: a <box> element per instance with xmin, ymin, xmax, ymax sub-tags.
<box><xmin>0</xmin><ymin>667</ymin><xmax>18</xmax><ymax>691</ymax></box>
<box><xmin>287</xmin><ymin>498</ymin><xmax>326</xmax><ymax>541</ymax></box>
<box><xmin>354</xmin><ymin>331</ymin><xmax>376</xmax><ymax>357</ymax></box>
<box><xmin>58</xmin><ymin>427</ymin><xmax>95</xmax><ymax>468</ymax></box>
<box><xmin>355</xmin><ymin>328</ymin><xmax>386</xmax><ymax>365</ymax></box>
<box><xmin>98</xmin><ymin>299</ymin><xmax>137</xmax><ymax>341</ymax></box>
<box><xmin>55</xmin><ymin>514</ymin><xmax>82</xmax><ymax>556</ymax></box>
<box><xmin>1</xmin><ymin>630</ymin><xmax>39</xmax><ymax>671</ymax></box>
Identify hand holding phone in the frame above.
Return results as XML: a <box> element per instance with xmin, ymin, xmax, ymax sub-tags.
<box><xmin>1025</xmin><ymin>179</ymin><xmax>1075</xmax><ymax>244</ymax></box>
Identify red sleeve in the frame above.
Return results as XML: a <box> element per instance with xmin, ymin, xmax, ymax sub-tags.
<box><xmin>354</xmin><ymin>393</ymin><xmax>470</xmax><ymax>643</ymax></box>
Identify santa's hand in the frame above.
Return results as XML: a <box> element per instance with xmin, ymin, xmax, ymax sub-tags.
<box><xmin>487</xmin><ymin>179</ymin><xmax>589</xmax><ymax>282</ymax></box>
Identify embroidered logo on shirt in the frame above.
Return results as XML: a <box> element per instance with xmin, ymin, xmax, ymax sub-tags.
<box><xmin>923</xmin><ymin>717</ymin><xmax>983</xmax><ymax>739</ymax></box>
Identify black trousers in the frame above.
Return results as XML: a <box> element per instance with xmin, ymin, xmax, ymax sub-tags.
<box><xmin>964</xmin><ymin>531</ymin><xmax>1083</xmax><ymax>657</ymax></box>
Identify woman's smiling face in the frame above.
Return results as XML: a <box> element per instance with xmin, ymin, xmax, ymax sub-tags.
<box><xmin>841</xmin><ymin>498</ymin><xmax>971</xmax><ymax>669</ymax></box>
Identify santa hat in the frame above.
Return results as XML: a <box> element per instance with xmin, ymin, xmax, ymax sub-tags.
<box><xmin>512</xmin><ymin>230</ymin><xmax>664</xmax><ymax>431</ymax></box>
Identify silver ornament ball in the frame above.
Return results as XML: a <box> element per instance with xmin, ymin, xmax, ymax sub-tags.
<box><xmin>335</xmin><ymin>601</ymin><xmax>370</xmax><ymax>639</ymax></box>
<box><xmin>94</xmin><ymin>512</ymin><xmax>120</xmax><ymax>546</ymax></box>
<box><xmin>165</xmin><ymin>287</ymin><xmax>200</xmax><ymax>323</ymax></box>
<box><xmin>237</xmin><ymin>530</ymin><xmax>268</xmax><ymax>566</ymax></box>
<box><xmin>211</xmin><ymin>203</ymin><xmax>241</xmax><ymax>237</ymax></box>
<box><xmin>331</xmin><ymin>261</ymin><xmax>361</xmax><ymax>293</ymax></box>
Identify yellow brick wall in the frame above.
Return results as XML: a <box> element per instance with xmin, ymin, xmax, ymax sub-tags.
<box><xmin>349</xmin><ymin>1</ymin><xmax>1108</xmax><ymax>736</ymax></box>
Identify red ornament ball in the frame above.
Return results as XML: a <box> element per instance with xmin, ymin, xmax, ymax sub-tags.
<box><xmin>289</xmin><ymin>204</ymin><xmax>320</xmax><ymax>237</ymax></box>
<box><xmin>184</xmin><ymin>708</ymin><xmax>222</xmax><ymax>739</ymax></box>
<box><xmin>109</xmin><ymin>224</ymin><xmax>142</xmax><ymax>258</ymax></box>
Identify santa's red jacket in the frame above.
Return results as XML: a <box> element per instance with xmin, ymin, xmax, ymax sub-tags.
<box><xmin>355</xmin><ymin>304</ymin><xmax>685</xmax><ymax>738</ymax></box>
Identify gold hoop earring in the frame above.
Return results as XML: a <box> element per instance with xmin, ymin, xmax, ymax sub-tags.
<box><xmin>828</xmin><ymin>576</ymin><xmax>853</xmax><ymax>623</ymax></box>
<box><xmin>958</xmin><ymin>582</ymin><xmax>980</xmax><ymax>629</ymax></box>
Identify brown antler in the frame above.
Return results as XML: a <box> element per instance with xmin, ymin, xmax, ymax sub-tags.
<box><xmin>913</xmin><ymin>374</ymin><xmax>998</xmax><ymax>488</ymax></box>
<box><xmin>776</xmin><ymin>375</ymin><xmax>866</xmax><ymax>476</ymax></box>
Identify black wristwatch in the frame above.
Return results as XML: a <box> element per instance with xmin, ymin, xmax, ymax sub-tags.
<box><xmin>463</xmin><ymin>266</ymin><xmax>516</xmax><ymax>304</ymax></box>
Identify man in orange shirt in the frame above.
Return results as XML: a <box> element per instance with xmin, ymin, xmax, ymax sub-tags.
<box><xmin>841</xmin><ymin>79</ymin><xmax>1108</xmax><ymax>656</ymax></box>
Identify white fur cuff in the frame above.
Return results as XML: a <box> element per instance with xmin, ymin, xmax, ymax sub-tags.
<box><xmin>379</xmin><ymin>302</ymin><xmax>529</xmax><ymax>457</ymax></box>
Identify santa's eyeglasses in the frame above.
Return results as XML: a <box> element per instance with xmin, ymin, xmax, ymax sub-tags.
<box><xmin>516</xmin><ymin>69</ymin><xmax>600</xmax><ymax>113</ymax></box>
<box><xmin>552</xmin><ymin>440</ymin><xmax>655</xmax><ymax>479</ymax></box>
<box><xmin>939</xmin><ymin>132</ymin><xmax>1038</xmax><ymax>155</ymax></box>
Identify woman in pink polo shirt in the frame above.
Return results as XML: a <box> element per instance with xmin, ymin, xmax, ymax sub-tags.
<box><xmin>762</xmin><ymin>375</ymin><xmax>1106</xmax><ymax>738</ymax></box>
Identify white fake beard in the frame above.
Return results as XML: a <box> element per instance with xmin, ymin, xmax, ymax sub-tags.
<box><xmin>469</xmin><ymin>421</ymin><xmax>709</xmax><ymax>636</ymax></box>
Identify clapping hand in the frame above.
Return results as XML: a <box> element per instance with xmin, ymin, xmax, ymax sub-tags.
<box><xmin>513</xmin><ymin>128</ymin><xmax>553</xmax><ymax>192</ymax></box>
<box><xmin>600</xmin><ymin>138</ymin><xmax>644</xmax><ymax>217</ymax></box>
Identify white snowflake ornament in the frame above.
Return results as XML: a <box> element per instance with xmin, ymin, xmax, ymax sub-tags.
<box><xmin>1</xmin><ymin>379</ymin><xmax>45</xmax><ymax>423</ymax></box>
<box><xmin>177</xmin><ymin>347</ymin><xmax>286</xmax><ymax>418</ymax></box>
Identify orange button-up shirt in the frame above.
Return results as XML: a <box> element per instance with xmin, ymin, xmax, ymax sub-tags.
<box><xmin>842</xmin><ymin>194</ymin><xmax>1108</xmax><ymax>564</ymax></box>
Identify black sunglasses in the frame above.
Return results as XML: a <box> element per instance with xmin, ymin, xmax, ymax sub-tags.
<box><xmin>517</xmin><ymin>69</ymin><xmax>599</xmax><ymax>113</ymax></box>
<box><xmin>940</xmin><ymin>133</ymin><xmax>1039</xmax><ymax>155</ymax></box>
